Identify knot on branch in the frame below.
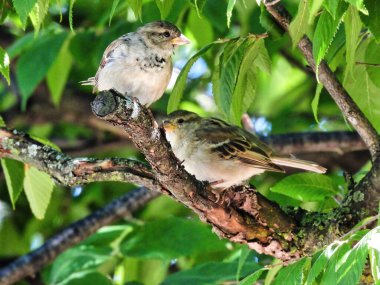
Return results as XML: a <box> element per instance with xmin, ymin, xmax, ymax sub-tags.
<box><xmin>91</xmin><ymin>90</ymin><xmax>119</xmax><ymax>117</ymax></box>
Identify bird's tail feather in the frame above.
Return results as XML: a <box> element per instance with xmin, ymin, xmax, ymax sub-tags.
<box><xmin>80</xmin><ymin>77</ymin><xmax>95</xmax><ymax>86</ymax></box>
<box><xmin>271</xmin><ymin>157</ymin><xmax>327</xmax><ymax>173</ymax></box>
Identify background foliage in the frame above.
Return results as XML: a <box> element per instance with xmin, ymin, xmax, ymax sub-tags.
<box><xmin>0</xmin><ymin>0</ymin><xmax>379</xmax><ymax>284</ymax></box>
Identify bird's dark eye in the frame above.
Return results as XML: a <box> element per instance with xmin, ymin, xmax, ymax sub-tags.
<box><xmin>163</xmin><ymin>31</ymin><xmax>170</xmax><ymax>37</ymax></box>
<box><xmin>177</xmin><ymin>118</ymin><xmax>184</xmax><ymax>124</ymax></box>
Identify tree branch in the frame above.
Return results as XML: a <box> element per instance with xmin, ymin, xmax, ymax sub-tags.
<box><xmin>0</xmin><ymin>187</ymin><xmax>159</xmax><ymax>285</ymax></box>
<box><xmin>264</xmin><ymin>2</ymin><xmax>380</xmax><ymax>158</ymax></box>
<box><xmin>0</xmin><ymin>91</ymin><xmax>377</xmax><ymax>284</ymax></box>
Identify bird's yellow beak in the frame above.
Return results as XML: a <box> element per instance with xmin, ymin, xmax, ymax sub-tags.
<box><xmin>162</xmin><ymin>121</ymin><xmax>176</xmax><ymax>132</ymax></box>
<box><xmin>170</xmin><ymin>34</ymin><xmax>190</xmax><ymax>45</ymax></box>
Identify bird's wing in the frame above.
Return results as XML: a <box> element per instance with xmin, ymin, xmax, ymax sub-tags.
<box><xmin>195</xmin><ymin>118</ymin><xmax>284</xmax><ymax>172</ymax></box>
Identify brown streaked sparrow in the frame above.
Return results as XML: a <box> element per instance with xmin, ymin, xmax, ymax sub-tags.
<box><xmin>81</xmin><ymin>21</ymin><xmax>190</xmax><ymax>106</ymax></box>
<box><xmin>163</xmin><ymin>110</ymin><xmax>327</xmax><ymax>189</ymax></box>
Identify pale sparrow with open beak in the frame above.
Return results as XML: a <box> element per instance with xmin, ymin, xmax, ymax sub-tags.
<box><xmin>81</xmin><ymin>21</ymin><xmax>190</xmax><ymax>106</ymax></box>
<box><xmin>163</xmin><ymin>110</ymin><xmax>327</xmax><ymax>189</ymax></box>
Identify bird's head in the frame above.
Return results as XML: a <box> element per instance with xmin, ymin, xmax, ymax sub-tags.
<box><xmin>162</xmin><ymin>110</ymin><xmax>201</xmax><ymax>135</ymax></box>
<box><xmin>138</xmin><ymin>21</ymin><xmax>190</xmax><ymax>55</ymax></box>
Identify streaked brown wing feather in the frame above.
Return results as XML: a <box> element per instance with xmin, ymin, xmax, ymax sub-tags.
<box><xmin>195</xmin><ymin>118</ymin><xmax>283</xmax><ymax>172</ymax></box>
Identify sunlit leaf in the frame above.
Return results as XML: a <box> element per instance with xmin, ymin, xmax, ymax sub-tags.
<box><xmin>320</xmin><ymin>242</ymin><xmax>351</xmax><ymax>284</ymax></box>
<box><xmin>306</xmin><ymin>242</ymin><xmax>344</xmax><ymax>285</ymax></box>
<box><xmin>344</xmin><ymin>0</ymin><xmax>363</xmax><ymax>9</ymax></box>
<box><xmin>344</xmin><ymin>38</ymin><xmax>380</xmax><ymax>132</ymax></box>
<box><xmin>227</xmin><ymin>0</ymin><xmax>237</xmax><ymax>28</ymax></box>
<box><xmin>12</xmin><ymin>0</ymin><xmax>37</xmax><ymax>27</ymax></box>
<box><xmin>47</xmin><ymin>37</ymin><xmax>73</xmax><ymax>106</ymax></box>
<box><xmin>167</xmin><ymin>42</ymin><xmax>216</xmax><ymax>113</ymax></box>
<box><xmin>323</xmin><ymin>0</ymin><xmax>339</xmax><ymax>18</ymax></box>
<box><xmin>0</xmin><ymin>45</ymin><xmax>10</xmax><ymax>84</ymax></box>
<box><xmin>155</xmin><ymin>0</ymin><xmax>174</xmax><ymax>19</ymax></box>
<box><xmin>1</xmin><ymin>159</ymin><xmax>25</xmax><ymax>209</ymax></box>
<box><xmin>344</xmin><ymin>5</ymin><xmax>362</xmax><ymax>81</ymax></box>
<box><xmin>311</xmin><ymin>83</ymin><xmax>323</xmax><ymax>123</ymax></box>
<box><xmin>313</xmin><ymin>2</ymin><xmax>348</xmax><ymax>71</ymax></box>
<box><xmin>69</xmin><ymin>0</ymin><xmax>76</xmax><ymax>32</ymax></box>
<box><xmin>16</xmin><ymin>32</ymin><xmax>68</xmax><ymax>110</ymax></box>
<box><xmin>23</xmin><ymin>166</ymin><xmax>54</xmax><ymax>219</ymax></box>
<box><xmin>273</xmin><ymin>257</ymin><xmax>311</xmax><ymax>285</ymax></box>
<box><xmin>50</xmin><ymin>246</ymin><xmax>113</xmax><ymax>284</ymax></box>
<box><xmin>190</xmin><ymin>0</ymin><xmax>207</xmax><ymax>17</ymax></box>
<box><xmin>239</xmin><ymin>268</ymin><xmax>266</xmax><ymax>285</ymax></box>
<box><xmin>108</xmin><ymin>0</ymin><xmax>120</xmax><ymax>25</ymax></box>
<box><xmin>289</xmin><ymin>0</ymin><xmax>310</xmax><ymax>48</ymax></box>
<box><xmin>128</xmin><ymin>0</ymin><xmax>142</xmax><ymax>20</ymax></box>
<box><xmin>270</xmin><ymin>173</ymin><xmax>338</xmax><ymax>202</ymax></box>
<box><xmin>29</xmin><ymin>0</ymin><xmax>49</xmax><ymax>34</ymax></box>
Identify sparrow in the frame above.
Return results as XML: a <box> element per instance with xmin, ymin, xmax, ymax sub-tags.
<box><xmin>81</xmin><ymin>21</ymin><xmax>190</xmax><ymax>106</ymax></box>
<box><xmin>162</xmin><ymin>110</ymin><xmax>327</xmax><ymax>189</ymax></box>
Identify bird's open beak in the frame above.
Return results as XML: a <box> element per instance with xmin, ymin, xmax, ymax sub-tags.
<box><xmin>170</xmin><ymin>34</ymin><xmax>190</xmax><ymax>45</ymax></box>
<box><xmin>162</xmin><ymin>121</ymin><xmax>175</xmax><ymax>132</ymax></box>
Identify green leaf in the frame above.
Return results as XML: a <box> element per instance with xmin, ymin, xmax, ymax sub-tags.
<box><xmin>363</xmin><ymin>0</ymin><xmax>380</xmax><ymax>41</ymax></box>
<box><xmin>155</xmin><ymin>0</ymin><xmax>174</xmax><ymax>19</ymax></box>
<box><xmin>167</xmin><ymin>42</ymin><xmax>215</xmax><ymax>113</ymax></box>
<box><xmin>306</xmin><ymin>242</ymin><xmax>344</xmax><ymax>285</ymax></box>
<box><xmin>270</xmin><ymin>173</ymin><xmax>338</xmax><ymax>202</ymax></box>
<box><xmin>1</xmin><ymin>158</ymin><xmax>25</xmax><ymax>209</ymax></box>
<box><xmin>0</xmin><ymin>116</ymin><xmax>5</xmax><ymax>127</ymax></box>
<box><xmin>162</xmin><ymin>262</ymin><xmax>261</xmax><ymax>285</ymax></box>
<box><xmin>29</xmin><ymin>0</ymin><xmax>49</xmax><ymax>34</ymax></box>
<box><xmin>16</xmin><ymin>32</ymin><xmax>67</xmax><ymax>110</ymax></box>
<box><xmin>309</xmin><ymin>0</ymin><xmax>324</xmax><ymax>24</ymax></box>
<box><xmin>369</xmin><ymin>247</ymin><xmax>380</xmax><ymax>283</ymax></box>
<box><xmin>50</xmin><ymin>246</ymin><xmax>113</xmax><ymax>284</ymax></box>
<box><xmin>47</xmin><ymin>37</ymin><xmax>73</xmax><ymax>107</ymax></box>
<box><xmin>23</xmin><ymin>166</ymin><xmax>54</xmax><ymax>219</ymax></box>
<box><xmin>336</xmin><ymin>228</ymin><xmax>380</xmax><ymax>285</ymax></box>
<box><xmin>365</xmin><ymin>39</ymin><xmax>380</xmax><ymax>89</ymax></box>
<box><xmin>121</xmin><ymin>217</ymin><xmax>227</xmax><ymax>259</ymax></box>
<box><xmin>320</xmin><ymin>242</ymin><xmax>351</xmax><ymax>285</ymax></box>
<box><xmin>0</xmin><ymin>45</ymin><xmax>10</xmax><ymax>84</ymax></box>
<box><xmin>226</xmin><ymin>0</ymin><xmax>237</xmax><ymax>28</ymax></box>
<box><xmin>12</xmin><ymin>0</ymin><xmax>38</xmax><ymax>27</ymax></box>
<box><xmin>313</xmin><ymin>1</ymin><xmax>348</xmax><ymax>70</ymax></box>
<box><xmin>236</xmin><ymin>246</ymin><xmax>251</xmax><ymax>281</ymax></box>
<box><xmin>289</xmin><ymin>0</ymin><xmax>310</xmax><ymax>48</ymax></box>
<box><xmin>69</xmin><ymin>0</ymin><xmax>76</xmax><ymax>32</ymax></box>
<box><xmin>311</xmin><ymin>83</ymin><xmax>323</xmax><ymax>123</ymax></box>
<box><xmin>190</xmin><ymin>0</ymin><xmax>207</xmax><ymax>17</ymax></box>
<box><xmin>214</xmin><ymin>37</ymin><xmax>267</xmax><ymax>124</ymax></box>
<box><xmin>239</xmin><ymin>269</ymin><xmax>266</xmax><ymax>285</ymax></box>
<box><xmin>344</xmin><ymin>0</ymin><xmax>363</xmax><ymax>9</ymax></box>
<box><xmin>230</xmin><ymin>38</ymin><xmax>265</xmax><ymax>124</ymax></box>
<box><xmin>323</xmin><ymin>0</ymin><xmax>340</xmax><ymax>18</ymax></box>
<box><xmin>344</xmin><ymin>38</ymin><xmax>380</xmax><ymax>132</ymax></box>
<box><xmin>127</xmin><ymin>0</ymin><xmax>143</xmax><ymax>20</ymax></box>
<box><xmin>109</xmin><ymin>0</ymin><xmax>120</xmax><ymax>25</ymax></box>
<box><xmin>344</xmin><ymin>5</ymin><xmax>362</xmax><ymax>81</ymax></box>
<box><xmin>273</xmin><ymin>257</ymin><xmax>311</xmax><ymax>285</ymax></box>
<box><xmin>59</xmin><ymin>271</ymin><xmax>113</xmax><ymax>285</ymax></box>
